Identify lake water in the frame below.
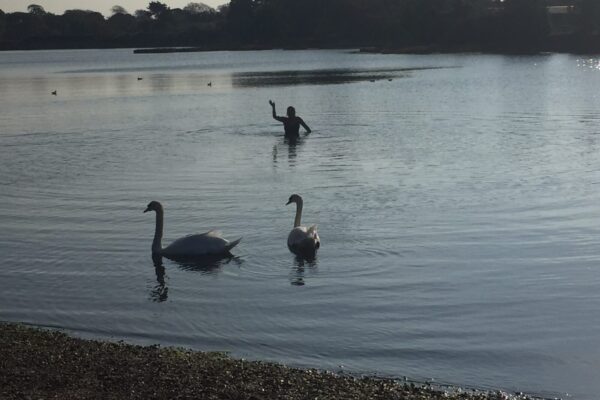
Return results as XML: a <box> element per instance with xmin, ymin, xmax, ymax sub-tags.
<box><xmin>1</xmin><ymin>48</ymin><xmax>600</xmax><ymax>399</ymax></box>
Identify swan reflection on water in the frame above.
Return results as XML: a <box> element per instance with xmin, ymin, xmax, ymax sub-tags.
<box><xmin>150</xmin><ymin>254</ymin><xmax>169</xmax><ymax>302</ymax></box>
<box><xmin>290</xmin><ymin>255</ymin><xmax>318</xmax><ymax>287</ymax></box>
<box><xmin>173</xmin><ymin>253</ymin><xmax>243</xmax><ymax>273</ymax></box>
<box><xmin>149</xmin><ymin>253</ymin><xmax>242</xmax><ymax>302</ymax></box>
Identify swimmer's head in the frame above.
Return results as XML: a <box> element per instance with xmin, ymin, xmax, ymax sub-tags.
<box><xmin>287</xmin><ymin>106</ymin><xmax>296</xmax><ymax>117</ymax></box>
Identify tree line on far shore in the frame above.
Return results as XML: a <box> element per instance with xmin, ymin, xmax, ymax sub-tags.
<box><xmin>1</xmin><ymin>0</ymin><xmax>599</xmax><ymax>52</ymax></box>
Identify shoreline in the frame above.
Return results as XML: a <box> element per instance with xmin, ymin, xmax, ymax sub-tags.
<box><xmin>134</xmin><ymin>44</ymin><xmax>600</xmax><ymax>56</ymax></box>
<box><xmin>0</xmin><ymin>322</ymin><xmax>533</xmax><ymax>400</ymax></box>
<box><xmin>0</xmin><ymin>43</ymin><xmax>598</xmax><ymax>56</ymax></box>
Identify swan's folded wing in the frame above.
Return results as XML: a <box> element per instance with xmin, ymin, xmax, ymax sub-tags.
<box><xmin>201</xmin><ymin>230</ymin><xmax>223</xmax><ymax>238</ymax></box>
<box><xmin>288</xmin><ymin>226</ymin><xmax>308</xmax><ymax>245</ymax></box>
<box><xmin>288</xmin><ymin>226</ymin><xmax>319</xmax><ymax>256</ymax></box>
<box><xmin>163</xmin><ymin>233</ymin><xmax>230</xmax><ymax>257</ymax></box>
<box><xmin>288</xmin><ymin>226</ymin><xmax>319</xmax><ymax>249</ymax></box>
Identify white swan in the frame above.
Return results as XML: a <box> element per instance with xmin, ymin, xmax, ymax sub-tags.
<box><xmin>286</xmin><ymin>194</ymin><xmax>320</xmax><ymax>258</ymax></box>
<box><xmin>144</xmin><ymin>201</ymin><xmax>241</xmax><ymax>259</ymax></box>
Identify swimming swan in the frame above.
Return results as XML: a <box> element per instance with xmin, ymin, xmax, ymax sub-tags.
<box><xmin>144</xmin><ymin>201</ymin><xmax>241</xmax><ymax>259</ymax></box>
<box><xmin>286</xmin><ymin>194</ymin><xmax>320</xmax><ymax>258</ymax></box>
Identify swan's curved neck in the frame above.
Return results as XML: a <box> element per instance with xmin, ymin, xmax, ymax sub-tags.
<box><xmin>293</xmin><ymin>199</ymin><xmax>303</xmax><ymax>228</ymax></box>
<box><xmin>152</xmin><ymin>208</ymin><xmax>164</xmax><ymax>254</ymax></box>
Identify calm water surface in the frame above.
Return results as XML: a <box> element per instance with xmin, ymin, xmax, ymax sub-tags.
<box><xmin>1</xmin><ymin>49</ymin><xmax>600</xmax><ymax>399</ymax></box>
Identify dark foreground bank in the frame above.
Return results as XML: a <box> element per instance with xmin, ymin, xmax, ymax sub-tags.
<box><xmin>0</xmin><ymin>323</ymin><xmax>529</xmax><ymax>400</ymax></box>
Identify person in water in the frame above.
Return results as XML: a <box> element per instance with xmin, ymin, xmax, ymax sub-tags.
<box><xmin>269</xmin><ymin>100</ymin><xmax>311</xmax><ymax>138</ymax></box>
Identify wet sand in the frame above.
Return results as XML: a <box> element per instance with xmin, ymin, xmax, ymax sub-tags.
<box><xmin>0</xmin><ymin>323</ymin><xmax>531</xmax><ymax>400</ymax></box>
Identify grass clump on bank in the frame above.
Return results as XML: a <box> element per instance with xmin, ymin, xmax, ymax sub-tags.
<box><xmin>0</xmin><ymin>323</ymin><xmax>526</xmax><ymax>400</ymax></box>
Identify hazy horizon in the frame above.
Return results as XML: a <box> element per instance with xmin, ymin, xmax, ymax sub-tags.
<box><xmin>0</xmin><ymin>0</ymin><xmax>225</xmax><ymax>16</ymax></box>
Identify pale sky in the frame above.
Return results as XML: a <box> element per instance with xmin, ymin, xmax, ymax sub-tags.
<box><xmin>0</xmin><ymin>0</ymin><xmax>226</xmax><ymax>16</ymax></box>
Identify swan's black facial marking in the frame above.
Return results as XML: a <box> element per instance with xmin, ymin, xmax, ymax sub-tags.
<box><xmin>144</xmin><ymin>201</ymin><xmax>160</xmax><ymax>213</ymax></box>
<box><xmin>286</xmin><ymin>194</ymin><xmax>301</xmax><ymax>205</ymax></box>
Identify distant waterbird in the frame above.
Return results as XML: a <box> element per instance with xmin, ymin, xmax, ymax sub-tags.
<box><xmin>286</xmin><ymin>194</ymin><xmax>320</xmax><ymax>259</ymax></box>
<box><xmin>144</xmin><ymin>201</ymin><xmax>241</xmax><ymax>260</ymax></box>
<box><xmin>51</xmin><ymin>90</ymin><xmax>57</xmax><ymax>96</ymax></box>
<box><xmin>207</xmin><ymin>81</ymin><xmax>212</xmax><ymax>87</ymax></box>
<box><xmin>137</xmin><ymin>77</ymin><xmax>143</xmax><ymax>81</ymax></box>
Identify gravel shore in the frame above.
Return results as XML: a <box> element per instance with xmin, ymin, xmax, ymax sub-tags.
<box><xmin>0</xmin><ymin>323</ymin><xmax>529</xmax><ymax>400</ymax></box>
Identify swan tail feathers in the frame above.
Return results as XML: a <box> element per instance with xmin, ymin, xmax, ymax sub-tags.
<box><xmin>225</xmin><ymin>237</ymin><xmax>242</xmax><ymax>252</ymax></box>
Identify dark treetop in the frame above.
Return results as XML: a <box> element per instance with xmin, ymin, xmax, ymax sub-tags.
<box><xmin>1</xmin><ymin>0</ymin><xmax>599</xmax><ymax>53</ymax></box>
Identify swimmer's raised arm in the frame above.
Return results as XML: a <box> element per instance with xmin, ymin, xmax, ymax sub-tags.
<box><xmin>269</xmin><ymin>100</ymin><xmax>285</xmax><ymax>122</ymax></box>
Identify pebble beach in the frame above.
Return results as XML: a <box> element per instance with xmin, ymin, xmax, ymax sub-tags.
<box><xmin>0</xmin><ymin>323</ymin><xmax>534</xmax><ymax>400</ymax></box>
